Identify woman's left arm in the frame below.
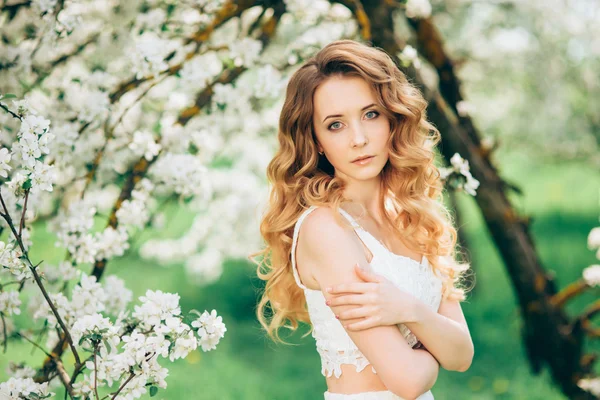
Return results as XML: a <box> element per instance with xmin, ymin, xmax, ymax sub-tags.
<box><xmin>326</xmin><ymin>264</ymin><xmax>474</xmax><ymax>372</ymax></box>
<box><xmin>404</xmin><ymin>296</ymin><xmax>474</xmax><ymax>372</ymax></box>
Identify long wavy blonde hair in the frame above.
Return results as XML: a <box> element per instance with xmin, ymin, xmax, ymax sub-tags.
<box><xmin>251</xmin><ymin>39</ymin><xmax>472</xmax><ymax>343</ymax></box>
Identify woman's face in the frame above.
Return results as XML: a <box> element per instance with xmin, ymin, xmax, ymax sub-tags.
<box><xmin>312</xmin><ymin>75</ymin><xmax>391</xmax><ymax>183</ymax></box>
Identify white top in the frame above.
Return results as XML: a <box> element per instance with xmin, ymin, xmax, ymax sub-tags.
<box><xmin>291</xmin><ymin>205</ymin><xmax>444</xmax><ymax>379</ymax></box>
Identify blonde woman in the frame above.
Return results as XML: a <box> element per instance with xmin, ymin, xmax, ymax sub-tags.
<box><xmin>253</xmin><ymin>39</ymin><xmax>474</xmax><ymax>400</ymax></box>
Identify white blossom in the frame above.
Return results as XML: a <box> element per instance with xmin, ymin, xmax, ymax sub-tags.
<box><xmin>116</xmin><ymin>197</ymin><xmax>150</xmax><ymax>229</ymax></box>
<box><xmin>588</xmin><ymin>227</ymin><xmax>600</xmax><ymax>259</ymax></box>
<box><xmin>405</xmin><ymin>0</ymin><xmax>432</xmax><ymax>19</ymax></box>
<box><xmin>6</xmin><ymin>365</ymin><xmax>36</xmax><ymax>380</ymax></box>
<box><xmin>0</xmin><ymin>147</ymin><xmax>12</xmax><ymax>178</ymax></box>
<box><xmin>0</xmin><ymin>377</ymin><xmax>53</xmax><ymax>399</ymax></box>
<box><xmin>11</xmin><ymin>99</ymin><xmax>35</xmax><ymax>117</ymax></box>
<box><xmin>42</xmin><ymin>261</ymin><xmax>80</xmax><ymax>283</ymax></box>
<box><xmin>0</xmin><ymin>242</ymin><xmax>30</xmax><ymax>281</ymax></box>
<box><xmin>133</xmin><ymin>290</ymin><xmax>181</xmax><ymax>328</ymax></box>
<box><xmin>71</xmin><ymin>273</ymin><xmax>107</xmax><ymax>317</ymax></box>
<box><xmin>33</xmin><ymin>292</ymin><xmax>72</xmax><ymax>328</ymax></box>
<box><xmin>170</xmin><ymin>329</ymin><xmax>198</xmax><ymax>361</ymax></box>
<box><xmin>191</xmin><ymin>309</ymin><xmax>226</xmax><ymax>352</ymax></box>
<box><xmin>578</xmin><ymin>377</ymin><xmax>600</xmax><ymax>396</ymax></box>
<box><xmin>463</xmin><ymin>173</ymin><xmax>481</xmax><ymax>196</ymax></box>
<box><xmin>185</xmin><ymin>248</ymin><xmax>223</xmax><ymax>285</ymax></box>
<box><xmin>70</xmin><ymin>312</ymin><xmax>117</xmax><ymax>345</ymax></box>
<box><xmin>229</xmin><ymin>38</ymin><xmax>263</xmax><ymax>68</ymax></box>
<box><xmin>72</xmin><ymin>373</ymin><xmax>95</xmax><ymax>398</ymax></box>
<box><xmin>0</xmin><ymin>291</ymin><xmax>21</xmax><ymax>316</ymax></box>
<box><xmin>95</xmin><ymin>226</ymin><xmax>130</xmax><ymax>260</ymax></box>
<box><xmin>135</xmin><ymin>8</ymin><xmax>166</xmax><ymax>31</ymax></box>
<box><xmin>150</xmin><ymin>153</ymin><xmax>211</xmax><ymax>199</ymax></box>
<box><xmin>130</xmin><ymin>32</ymin><xmax>176</xmax><ymax>79</ymax></box>
<box><xmin>456</xmin><ymin>100</ymin><xmax>476</xmax><ymax>117</ymax></box>
<box><xmin>582</xmin><ymin>265</ymin><xmax>600</xmax><ymax>287</ymax></box>
<box><xmin>70</xmin><ymin>233</ymin><xmax>99</xmax><ymax>264</ymax></box>
<box><xmin>19</xmin><ymin>114</ymin><xmax>50</xmax><ymax>136</ymax></box>
<box><xmin>56</xmin><ymin>6</ymin><xmax>82</xmax><ymax>36</ymax></box>
<box><xmin>179</xmin><ymin>52</ymin><xmax>223</xmax><ymax>91</ymax></box>
<box><xmin>190</xmin><ymin>128</ymin><xmax>223</xmax><ymax>164</ymax></box>
<box><xmin>254</xmin><ymin>64</ymin><xmax>283</xmax><ymax>99</ymax></box>
<box><xmin>30</xmin><ymin>160</ymin><xmax>55</xmax><ymax>193</ymax></box>
<box><xmin>398</xmin><ymin>45</ymin><xmax>421</xmax><ymax>68</ymax></box>
<box><xmin>103</xmin><ymin>275</ymin><xmax>133</xmax><ymax>315</ymax></box>
<box><xmin>76</xmin><ymin>89</ymin><xmax>110</xmax><ymax>123</ymax></box>
<box><xmin>32</xmin><ymin>0</ymin><xmax>57</xmax><ymax>14</ymax></box>
<box><xmin>441</xmin><ymin>153</ymin><xmax>481</xmax><ymax>196</ymax></box>
<box><xmin>129</xmin><ymin>130</ymin><xmax>162</xmax><ymax>161</ymax></box>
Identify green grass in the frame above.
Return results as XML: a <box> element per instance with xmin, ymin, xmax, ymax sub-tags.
<box><xmin>1</xmin><ymin>154</ymin><xmax>599</xmax><ymax>399</ymax></box>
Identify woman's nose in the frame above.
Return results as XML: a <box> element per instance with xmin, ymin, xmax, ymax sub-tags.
<box><xmin>351</xmin><ymin>125</ymin><xmax>368</xmax><ymax>147</ymax></box>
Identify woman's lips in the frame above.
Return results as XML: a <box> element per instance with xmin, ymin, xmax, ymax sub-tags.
<box><xmin>352</xmin><ymin>156</ymin><xmax>374</xmax><ymax>165</ymax></box>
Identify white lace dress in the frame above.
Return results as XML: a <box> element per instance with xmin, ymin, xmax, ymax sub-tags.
<box><xmin>291</xmin><ymin>206</ymin><xmax>443</xmax><ymax>400</ymax></box>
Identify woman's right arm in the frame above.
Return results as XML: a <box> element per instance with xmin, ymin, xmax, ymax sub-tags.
<box><xmin>297</xmin><ymin>207</ymin><xmax>439</xmax><ymax>399</ymax></box>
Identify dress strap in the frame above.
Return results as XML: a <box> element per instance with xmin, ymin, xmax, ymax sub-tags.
<box><xmin>337</xmin><ymin>208</ymin><xmax>381</xmax><ymax>255</ymax></box>
<box><xmin>290</xmin><ymin>206</ymin><xmax>319</xmax><ymax>290</ymax></box>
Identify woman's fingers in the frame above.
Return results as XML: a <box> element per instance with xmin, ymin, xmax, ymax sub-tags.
<box><xmin>345</xmin><ymin>316</ymin><xmax>380</xmax><ymax>331</ymax></box>
<box><xmin>337</xmin><ymin>306</ymin><xmax>373</xmax><ymax>321</ymax></box>
<box><xmin>327</xmin><ymin>294</ymin><xmax>363</xmax><ymax>306</ymax></box>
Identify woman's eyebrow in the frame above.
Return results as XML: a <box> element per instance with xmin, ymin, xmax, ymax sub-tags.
<box><xmin>322</xmin><ymin>103</ymin><xmax>377</xmax><ymax>123</ymax></box>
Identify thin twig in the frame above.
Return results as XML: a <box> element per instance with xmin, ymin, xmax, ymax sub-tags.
<box><xmin>0</xmin><ymin>312</ymin><xmax>7</xmax><ymax>353</ymax></box>
<box><xmin>0</xmin><ymin>102</ymin><xmax>22</xmax><ymax>120</ymax></box>
<box><xmin>19</xmin><ymin>188</ymin><xmax>29</xmax><ymax>238</ymax></box>
<box><xmin>110</xmin><ymin>372</ymin><xmax>136</xmax><ymax>400</ymax></box>
<box><xmin>15</xmin><ymin>331</ymin><xmax>52</xmax><ymax>357</ymax></box>
<box><xmin>0</xmin><ymin>280</ymin><xmax>21</xmax><ymax>290</ymax></box>
<box><xmin>580</xmin><ymin>299</ymin><xmax>600</xmax><ymax>323</ymax></box>
<box><xmin>70</xmin><ymin>354</ymin><xmax>94</xmax><ymax>385</ymax></box>
<box><xmin>93</xmin><ymin>343</ymin><xmax>100</xmax><ymax>400</ymax></box>
<box><xmin>551</xmin><ymin>280</ymin><xmax>590</xmax><ymax>307</ymax></box>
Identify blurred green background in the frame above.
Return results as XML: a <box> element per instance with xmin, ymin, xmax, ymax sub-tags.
<box><xmin>2</xmin><ymin>151</ymin><xmax>599</xmax><ymax>399</ymax></box>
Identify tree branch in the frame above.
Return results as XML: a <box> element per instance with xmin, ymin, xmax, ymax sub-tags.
<box><xmin>0</xmin><ymin>188</ymin><xmax>81</xmax><ymax>371</ymax></box>
<box><xmin>55</xmin><ymin>359</ymin><xmax>75</xmax><ymax>400</ymax></box>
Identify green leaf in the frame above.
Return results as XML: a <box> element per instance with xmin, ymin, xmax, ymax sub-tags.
<box><xmin>22</xmin><ymin>179</ymin><xmax>32</xmax><ymax>190</ymax></box>
<box><xmin>2</xmin><ymin>94</ymin><xmax>17</xmax><ymax>99</ymax></box>
<box><xmin>150</xmin><ymin>386</ymin><xmax>158</xmax><ymax>397</ymax></box>
<box><xmin>166</xmin><ymin>3</ymin><xmax>176</xmax><ymax>17</ymax></box>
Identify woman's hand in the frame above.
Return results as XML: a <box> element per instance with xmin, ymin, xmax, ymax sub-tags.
<box><xmin>325</xmin><ymin>263</ymin><xmax>422</xmax><ymax>331</ymax></box>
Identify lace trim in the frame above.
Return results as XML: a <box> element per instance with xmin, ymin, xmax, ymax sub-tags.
<box><xmin>324</xmin><ymin>390</ymin><xmax>434</xmax><ymax>400</ymax></box>
<box><xmin>317</xmin><ymin>347</ymin><xmax>378</xmax><ymax>378</ymax></box>
<box><xmin>324</xmin><ymin>390</ymin><xmax>407</xmax><ymax>400</ymax></box>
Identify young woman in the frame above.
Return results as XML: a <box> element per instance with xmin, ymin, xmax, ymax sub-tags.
<box><xmin>253</xmin><ymin>39</ymin><xmax>474</xmax><ymax>399</ymax></box>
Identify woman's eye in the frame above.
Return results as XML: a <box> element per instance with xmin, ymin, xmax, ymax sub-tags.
<box><xmin>328</xmin><ymin>122</ymin><xmax>342</xmax><ymax>130</ymax></box>
<box><xmin>366</xmin><ymin>110</ymin><xmax>379</xmax><ymax>119</ymax></box>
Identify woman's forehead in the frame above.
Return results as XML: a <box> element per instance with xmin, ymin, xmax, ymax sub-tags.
<box><xmin>313</xmin><ymin>77</ymin><xmax>377</xmax><ymax>120</ymax></box>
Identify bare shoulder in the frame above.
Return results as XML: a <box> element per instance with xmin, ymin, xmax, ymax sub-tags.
<box><xmin>300</xmin><ymin>207</ymin><xmax>351</xmax><ymax>250</ymax></box>
<box><xmin>296</xmin><ymin>206</ymin><xmax>368</xmax><ymax>285</ymax></box>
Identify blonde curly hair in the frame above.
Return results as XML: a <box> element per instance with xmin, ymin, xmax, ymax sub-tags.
<box><xmin>250</xmin><ymin>39</ymin><xmax>472</xmax><ymax>343</ymax></box>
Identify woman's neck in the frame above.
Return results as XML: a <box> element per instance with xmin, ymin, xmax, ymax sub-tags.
<box><xmin>341</xmin><ymin>177</ymin><xmax>386</xmax><ymax>224</ymax></box>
